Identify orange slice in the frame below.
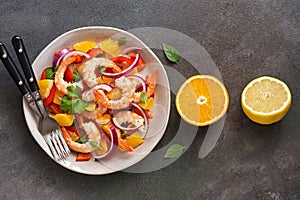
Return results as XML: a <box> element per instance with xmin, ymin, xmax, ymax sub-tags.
<box><xmin>73</xmin><ymin>41</ymin><xmax>96</xmax><ymax>52</ymax></box>
<box><xmin>241</xmin><ymin>76</ymin><xmax>292</xmax><ymax>124</ymax></box>
<box><xmin>52</xmin><ymin>114</ymin><xmax>75</xmax><ymax>127</ymax></box>
<box><xmin>175</xmin><ymin>75</ymin><xmax>229</xmax><ymax>126</ymax></box>
<box><xmin>37</xmin><ymin>79</ymin><xmax>54</xmax><ymax>99</ymax></box>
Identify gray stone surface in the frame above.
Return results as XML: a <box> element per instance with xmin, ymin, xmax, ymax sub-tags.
<box><xmin>0</xmin><ymin>0</ymin><xmax>299</xmax><ymax>199</ymax></box>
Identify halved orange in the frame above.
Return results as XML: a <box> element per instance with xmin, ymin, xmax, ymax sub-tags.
<box><xmin>175</xmin><ymin>75</ymin><xmax>229</xmax><ymax>126</ymax></box>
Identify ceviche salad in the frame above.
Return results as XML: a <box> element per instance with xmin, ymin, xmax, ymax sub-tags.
<box><xmin>37</xmin><ymin>38</ymin><xmax>157</xmax><ymax>161</ymax></box>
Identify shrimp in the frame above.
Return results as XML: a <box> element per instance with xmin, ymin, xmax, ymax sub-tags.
<box><xmin>81</xmin><ymin>107</ymin><xmax>107</xmax><ymax>120</ymax></box>
<box><xmin>61</xmin><ymin>121</ymin><xmax>101</xmax><ymax>153</ymax></box>
<box><xmin>133</xmin><ymin>70</ymin><xmax>158</xmax><ymax>103</ymax></box>
<box><xmin>81</xmin><ymin>58</ymin><xmax>121</xmax><ymax>87</ymax></box>
<box><xmin>94</xmin><ymin>76</ymin><xmax>137</xmax><ymax>109</ymax></box>
<box><xmin>113</xmin><ymin>110</ymin><xmax>145</xmax><ymax>128</ymax></box>
<box><xmin>115</xmin><ymin>127</ymin><xmax>134</xmax><ymax>152</ymax></box>
<box><xmin>54</xmin><ymin>56</ymin><xmax>77</xmax><ymax>94</ymax></box>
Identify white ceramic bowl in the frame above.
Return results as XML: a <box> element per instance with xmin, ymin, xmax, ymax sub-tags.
<box><xmin>23</xmin><ymin>26</ymin><xmax>170</xmax><ymax>175</ymax></box>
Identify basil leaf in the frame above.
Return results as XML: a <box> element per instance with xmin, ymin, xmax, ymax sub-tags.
<box><xmin>163</xmin><ymin>43</ymin><xmax>179</xmax><ymax>63</ymax></box>
<box><xmin>164</xmin><ymin>144</ymin><xmax>186</xmax><ymax>158</ymax></box>
<box><xmin>118</xmin><ymin>37</ymin><xmax>127</xmax><ymax>46</ymax></box>
<box><xmin>140</xmin><ymin>92</ymin><xmax>148</xmax><ymax>103</ymax></box>
<box><xmin>89</xmin><ymin>140</ymin><xmax>100</xmax><ymax>149</ymax></box>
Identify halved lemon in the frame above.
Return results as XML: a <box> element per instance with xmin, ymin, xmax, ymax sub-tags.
<box><xmin>241</xmin><ymin>76</ymin><xmax>292</xmax><ymax>124</ymax></box>
<box><xmin>175</xmin><ymin>75</ymin><xmax>229</xmax><ymax>126</ymax></box>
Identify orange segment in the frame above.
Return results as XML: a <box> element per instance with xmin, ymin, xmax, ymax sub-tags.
<box><xmin>73</xmin><ymin>41</ymin><xmax>96</xmax><ymax>52</ymax></box>
<box><xmin>52</xmin><ymin>113</ymin><xmax>75</xmax><ymax>126</ymax></box>
<box><xmin>175</xmin><ymin>75</ymin><xmax>229</xmax><ymax>126</ymax></box>
<box><xmin>37</xmin><ymin>79</ymin><xmax>54</xmax><ymax>99</ymax></box>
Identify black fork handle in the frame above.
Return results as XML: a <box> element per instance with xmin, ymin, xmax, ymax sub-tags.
<box><xmin>11</xmin><ymin>35</ymin><xmax>39</xmax><ymax>92</ymax></box>
<box><xmin>0</xmin><ymin>42</ymin><xmax>31</xmax><ymax>95</ymax></box>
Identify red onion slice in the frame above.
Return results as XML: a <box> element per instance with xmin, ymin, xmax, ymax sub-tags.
<box><xmin>131</xmin><ymin>103</ymin><xmax>149</xmax><ymax>138</ymax></box>
<box><xmin>81</xmin><ymin>84</ymin><xmax>113</xmax><ymax>102</ymax></box>
<box><xmin>122</xmin><ymin>47</ymin><xmax>143</xmax><ymax>54</ymax></box>
<box><xmin>93</xmin><ymin>125</ymin><xmax>119</xmax><ymax>160</ymax></box>
<box><xmin>102</xmin><ymin>53</ymin><xmax>140</xmax><ymax>78</ymax></box>
<box><xmin>93</xmin><ymin>84</ymin><xmax>113</xmax><ymax>92</ymax></box>
<box><xmin>52</xmin><ymin>48</ymin><xmax>71</xmax><ymax>67</ymax></box>
<box><xmin>127</xmin><ymin>75</ymin><xmax>146</xmax><ymax>92</ymax></box>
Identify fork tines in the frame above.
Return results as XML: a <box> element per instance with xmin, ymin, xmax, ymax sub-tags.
<box><xmin>44</xmin><ymin>129</ymin><xmax>70</xmax><ymax>161</ymax></box>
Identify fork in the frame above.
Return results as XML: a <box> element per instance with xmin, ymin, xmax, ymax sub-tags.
<box><xmin>0</xmin><ymin>36</ymin><xmax>70</xmax><ymax>161</ymax></box>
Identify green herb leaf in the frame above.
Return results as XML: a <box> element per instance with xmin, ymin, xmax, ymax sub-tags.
<box><xmin>98</xmin><ymin>66</ymin><xmax>106</xmax><ymax>74</ymax></box>
<box><xmin>164</xmin><ymin>144</ymin><xmax>186</xmax><ymax>158</ymax></box>
<box><xmin>72</xmin><ymin>69</ymin><xmax>81</xmax><ymax>82</ymax></box>
<box><xmin>118</xmin><ymin>37</ymin><xmax>127</xmax><ymax>46</ymax></box>
<box><xmin>60</xmin><ymin>96</ymin><xmax>74</xmax><ymax>114</ymax></box>
<box><xmin>77</xmin><ymin>135</ymin><xmax>88</xmax><ymax>143</ymax></box>
<box><xmin>74</xmin><ymin>99</ymin><xmax>89</xmax><ymax>114</ymax></box>
<box><xmin>162</xmin><ymin>43</ymin><xmax>179</xmax><ymax>63</ymax></box>
<box><xmin>89</xmin><ymin>140</ymin><xmax>100</xmax><ymax>149</ymax></box>
<box><xmin>45</xmin><ymin>67</ymin><xmax>55</xmax><ymax>79</ymax></box>
<box><xmin>140</xmin><ymin>92</ymin><xmax>148</xmax><ymax>103</ymax></box>
<box><xmin>60</xmin><ymin>86</ymin><xmax>89</xmax><ymax>114</ymax></box>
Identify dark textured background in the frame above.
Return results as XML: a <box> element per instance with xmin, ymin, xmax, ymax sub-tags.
<box><xmin>0</xmin><ymin>0</ymin><xmax>299</xmax><ymax>199</ymax></box>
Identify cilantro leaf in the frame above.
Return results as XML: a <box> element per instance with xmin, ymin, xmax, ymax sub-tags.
<box><xmin>140</xmin><ymin>92</ymin><xmax>148</xmax><ymax>103</ymax></box>
<box><xmin>89</xmin><ymin>140</ymin><xmax>100</xmax><ymax>149</ymax></box>
<box><xmin>98</xmin><ymin>66</ymin><xmax>106</xmax><ymax>74</ymax></box>
<box><xmin>73</xmin><ymin>99</ymin><xmax>89</xmax><ymax>114</ymax></box>
<box><xmin>118</xmin><ymin>37</ymin><xmax>127</xmax><ymax>46</ymax></box>
<box><xmin>45</xmin><ymin>67</ymin><xmax>55</xmax><ymax>79</ymax></box>
<box><xmin>72</xmin><ymin>69</ymin><xmax>81</xmax><ymax>82</ymax></box>
<box><xmin>60</xmin><ymin>86</ymin><xmax>89</xmax><ymax>114</ymax></box>
<box><xmin>60</xmin><ymin>96</ymin><xmax>74</xmax><ymax>114</ymax></box>
<box><xmin>77</xmin><ymin>135</ymin><xmax>88</xmax><ymax>143</ymax></box>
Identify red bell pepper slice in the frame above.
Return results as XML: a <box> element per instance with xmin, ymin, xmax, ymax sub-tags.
<box><xmin>132</xmin><ymin>106</ymin><xmax>153</xmax><ymax>119</ymax></box>
<box><xmin>111</xmin><ymin>55</ymin><xmax>133</xmax><ymax>68</ymax></box>
<box><xmin>76</xmin><ymin>153</ymin><xmax>92</xmax><ymax>161</ymax></box>
<box><xmin>87</xmin><ymin>48</ymin><xmax>103</xmax><ymax>60</ymax></box>
<box><xmin>43</xmin><ymin>85</ymin><xmax>57</xmax><ymax>106</ymax></box>
<box><xmin>41</xmin><ymin>69</ymin><xmax>47</xmax><ymax>80</ymax></box>
<box><xmin>64</xmin><ymin>67</ymin><xmax>73</xmax><ymax>83</ymax></box>
<box><xmin>129</xmin><ymin>52</ymin><xmax>145</xmax><ymax>71</ymax></box>
<box><xmin>48</xmin><ymin>103</ymin><xmax>63</xmax><ymax>114</ymax></box>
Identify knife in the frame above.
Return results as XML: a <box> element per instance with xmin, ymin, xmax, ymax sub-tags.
<box><xmin>0</xmin><ymin>42</ymin><xmax>42</xmax><ymax>119</ymax></box>
<box><xmin>11</xmin><ymin>35</ymin><xmax>47</xmax><ymax>119</ymax></box>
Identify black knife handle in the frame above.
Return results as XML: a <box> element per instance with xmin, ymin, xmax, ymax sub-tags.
<box><xmin>0</xmin><ymin>42</ymin><xmax>31</xmax><ymax>96</ymax></box>
<box><xmin>11</xmin><ymin>35</ymin><xmax>39</xmax><ymax>92</ymax></box>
